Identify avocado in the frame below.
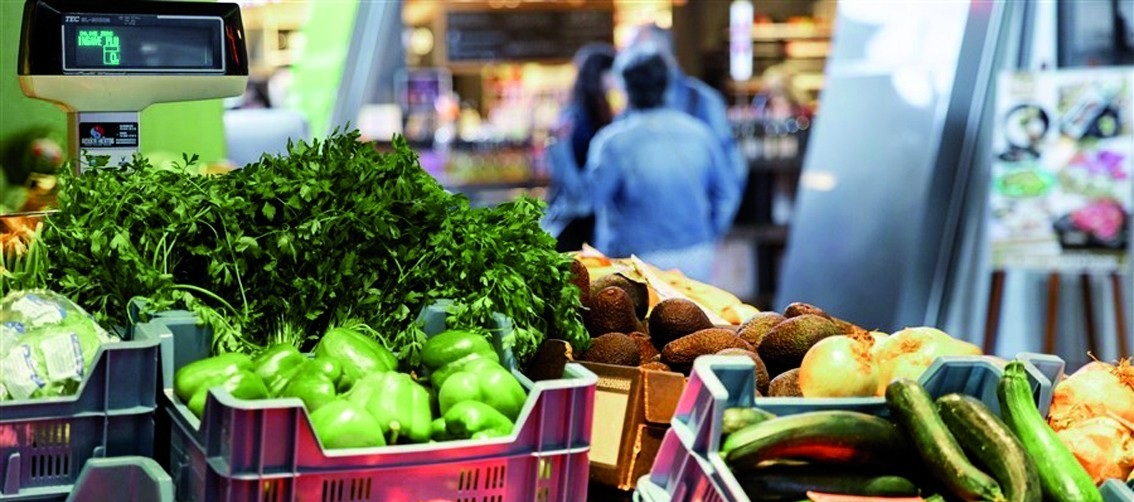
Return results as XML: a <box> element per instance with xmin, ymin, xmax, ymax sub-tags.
<box><xmin>569</xmin><ymin>259</ymin><xmax>591</xmax><ymax>307</ymax></box>
<box><xmin>662</xmin><ymin>328</ymin><xmax>753</xmax><ymax>367</ymax></box>
<box><xmin>767</xmin><ymin>368</ymin><xmax>803</xmax><ymax>397</ymax></box>
<box><xmin>737</xmin><ymin>312</ymin><xmax>787</xmax><ymax>350</ymax></box>
<box><xmin>783</xmin><ymin>302</ymin><xmax>831</xmax><ymax>319</ymax></box>
<box><xmin>580</xmin><ymin>332</ymin><xmax>641</xmax><ymax>366</ymax></box>
<box><xmin>585</xmin><ymin>286</ymin><xmax>641</xmax><ymax>337</ymax></box>
<box><xmin>648</xmin><ymin>298</ymin><xmax>714</xmax><ymax>348</ymax></box>
<box><xmin>590</xmin><ymin>273</ymin><xmax>649</xmax><ymax>319</ymax></box>
<box><xmin>629</xmin><ymin>331</ymin><xmax>660</xmax><ymax>362</ymax></box>
<box><xmin>716</xmin><ymin>348</ymin><xmax>770</xmax><ymax>396</ymax></box>
<box><xmin>756</xmin><ymin>314</ymin><xmax>841</xmax><ymax>378</ymax></box>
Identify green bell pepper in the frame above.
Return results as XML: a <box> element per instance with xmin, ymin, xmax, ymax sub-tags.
<box><xmin>421</xmin><ymin>329</ymin><xmax>499</xmax><ymax>370</ymax></box>
<box><xmin>174</xmin><ymin>352</ymin><xmax>253</xmax><ymax>403</ymax></box>
<box><xmin>252</xmin><ymin>343</ymin><xmax>306</xmax><ymax>383</ymax></box>
<box><xmin>187</xmin><ymin>369</ymin><xmax>269</xmax><ymax>418</ymax></box>
<box><xmin>280</xmin><ymin>371</ymin><xmax>337</xmax><ymax>413</ymax></box>
<box><xmin>430</xmin><ymin>417</ymin><xmax>450</xmax><ymax>441</ymax></box>
<box><xmin>309</xmin><ymin>399</ymin><xmax>386</xmax><ymax>449</ymax></box>
<box><xmin>443</xmin><ymin>400</ymin><xmax>514</xmax><ymax>440</ymax></box>
<box><xmin>267</xmin><ymin>356</ymin><xmax>343</xmax><ymax>397</ymax></box>
<box><xmin>437</xmin><ymin>358</ymin><xmax>527</xmax><ymax>421</ymax></box>
<box><xmin>314</xmin><ymin>327</ymin><xmax>397</xmax><ymax>391</ymax></box>
<box><xmin>346</xmin><ymin>372</ymin><xmax>433</xmax><ymax>444</ymax></box>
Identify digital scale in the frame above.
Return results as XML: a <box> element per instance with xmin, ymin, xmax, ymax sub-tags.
<box><xmin>18</xmin><ymin>0</ymin><xmax>249</xmax><ymax>172</ymax></box>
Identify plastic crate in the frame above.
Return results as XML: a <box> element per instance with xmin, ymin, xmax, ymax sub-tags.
<box><xmin>635</xmin><ymin>353</ymin><xmax>1134</xmax><ymax>502</ymax></box>
<box><xmin>64</xmin><ymin>456</ymin><xmax>173</xmax><ymax>502</ymax></box>
<box><xmin>135</xmin><ymin>304</ymin><xmax>596</xmax><ymax>502</ymax></box>
<box><xmin>0</xmin><ymin>326</ymin><xmax>160</xmax><ymax>500</ymax></box>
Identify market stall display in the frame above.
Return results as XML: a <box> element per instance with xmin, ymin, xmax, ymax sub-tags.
<box><xmin>636</xmin><ymin>354</ymin><xmax>1134</xmax><ymax>502</ymax></box>
<box><xmin>139</xmin><ymin>302</ymin><xmax>594</xmax><ymax>502</ymax></box>
<box><xmin>0</xmin><ymin>290</ymin><xmax>159</xmax><ymax>500</ymax></box>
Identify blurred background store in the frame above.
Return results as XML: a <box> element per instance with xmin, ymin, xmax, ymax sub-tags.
<box><xmin>1</xmin><ymin>0</ymin><xmax>1130</xmax><ymax>369</ymax></box>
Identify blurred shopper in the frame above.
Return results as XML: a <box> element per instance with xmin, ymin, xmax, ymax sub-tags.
<box><xmin>626</xmin><ymin>23</ymin><xmax>747</xmax><ymax>186</ymax></box>
<box><xmin>542</xmin><ymin>43</ymin><xmax>618</xmax><ymax>251</ymax></box>
<box><xmin>584</xmin><ymin>47</ymin><xmax>741</xmax><ymax>281</ymax></box>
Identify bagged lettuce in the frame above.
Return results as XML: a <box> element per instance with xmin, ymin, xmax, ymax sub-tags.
<box><xmin>0</xmin><ymin>290</ymin><xmax>118</xmax><ymax>400</ymax></box>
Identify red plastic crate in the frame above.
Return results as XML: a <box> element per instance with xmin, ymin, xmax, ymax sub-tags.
<box><xmin>135</xmin><ymin>312</ymin><xmax>596</xmax><ymax>502</ymax></box>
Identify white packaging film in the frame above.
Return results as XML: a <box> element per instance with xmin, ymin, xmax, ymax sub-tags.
<box><xmin>1</xmin><ymin>345</ymin><xmax>45</xmax><ymax>400</ymax></box>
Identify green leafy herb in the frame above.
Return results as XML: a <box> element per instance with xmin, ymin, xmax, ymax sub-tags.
<box><xmin>31</xmin><ymin>131</ymin><xmax>587</xmax><ymax>367</ymax></box>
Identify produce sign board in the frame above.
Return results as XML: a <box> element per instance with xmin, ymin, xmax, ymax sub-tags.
<box><xmin>989</xmin><ymin>68</ymin><xmax>1133</xmax><ymax>273</ymax></box>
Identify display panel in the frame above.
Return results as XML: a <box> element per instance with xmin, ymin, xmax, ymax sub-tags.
<box><xmin>62</xmin><ymin>14</ymin><xmax>223</xmax><ymax>72</ymax></box>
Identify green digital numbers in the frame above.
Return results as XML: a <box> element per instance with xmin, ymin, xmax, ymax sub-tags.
<box><xmin>77</xmin><ymin>29</ymin><xmax>121</xmax><ymax>66</ymax></box>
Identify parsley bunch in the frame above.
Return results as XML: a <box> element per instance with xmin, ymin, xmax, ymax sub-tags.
<box><xmin>34</xmin><ymin>131</ymin><xmax>587</xmax><ymax>367</ymax></box>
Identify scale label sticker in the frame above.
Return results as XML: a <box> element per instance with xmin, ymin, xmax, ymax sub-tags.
<box><xmin>78</xmin><ymin>122</ymin><xmax>138</xmax><ymax>148</ymax></box>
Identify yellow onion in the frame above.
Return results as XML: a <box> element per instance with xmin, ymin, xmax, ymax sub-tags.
<box><xmin>1054</xmin><ymin>415</ymin><xmax>1134</xmax><ymax>484</ymax></box>
<box><xmin>1048</xmin><ymin>359</ymin><xmax>1134</xmax><ymax>432</ymax></box>
<box><xmin>873</xmin><ymin>326</ymin><xmax>981</xmax><ymax>396</ymax></box>
<box><xmin>799</xmin><ymin>332</ymin><xmax>879</xmax><ymax>398</ymax></box>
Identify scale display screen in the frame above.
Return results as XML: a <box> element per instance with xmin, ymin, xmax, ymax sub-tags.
<box><xmin>62</xmin><ymin>14</ymin><xmax>223</xmax><ymax>72</ymax></box>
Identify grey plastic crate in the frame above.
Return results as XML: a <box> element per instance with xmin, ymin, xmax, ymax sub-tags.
<box><xmin>0</xmin><ymin>326</ymin><xmax>160</xmax><ymax>500</ymax></box>
<box><xmin>136</xmin><ymin>302</ymin><xmax>596</xmax><ymax>502</ymax></box>
<box><xmin>64</xmin><ymin>456</ymin><xmax>173</xmax><ymax>502</ymax></box>
<box><xmin>636</xmin><ymin>353</ymin><xmax>1134</xmax><ymax>502</ymax></box>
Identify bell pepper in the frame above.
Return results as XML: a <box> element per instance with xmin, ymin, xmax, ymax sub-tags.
<box><xmin>308</xmin><ymin>398</ymin><xmax>386</xmax><ymax>449</ymax></box>
<box><xmin>279</xmin><ymin>371</ymin><xmax>337</xmax><ymax>413</ymax></box>
<box><xmin>314</xmin><ymin>327</ymin><xmax>397</xmax><ymax>391</ymax></box>
<box><xmin>421</xmin><ymin>329</ymin><xmax>499</xmax><ymax>371</ymax></box>
<box><xmin>437</xmin><ymin>358</ymin><xmax>527</xmax><ymax>421</ymax></box>
<box><xmin>422</xmin><ymin>330</ymin><xmax>501</xmax><ymax>389</ymax></box>
<box><xmin>430</xmin><ymin>417</ymin><xmax>450</xmax><ymax>441</ymax></box>
<box><xmin>346</xmin><ymin>372</ymin><xmax>433</xmax><ymax>444</ymax></box>
<box><xmin>174</xmin><ymin>352</ymin><xmax>253</xmax><ymax>403</ymax></box>
<box><xmin>252</xmin><ymin>343</ymin><xmax>306</xmax><ymax>383</ymax></box>
<box><xmin>267</xmin><ymin>356</ymin><xmax>343</xmax><ymax>397</ymax></box>
<box><xmin>187</xmin><ymin>369</ymin><xmax>269</xmax><ymax>418</ymax></box>
<box><xmin>443</xmin><ymin>400</ymin><xmax>514</xmax><ymax>440</ymax></box>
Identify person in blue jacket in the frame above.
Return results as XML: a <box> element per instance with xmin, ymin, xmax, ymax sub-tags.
<box><xmin>626</xmin><ymin>23</ymin><xmax>747</xmax><ymax>187</ymax></box>
<box><xmin>584</xmin><ymin>45</ymin><xmax>741</xmax><ymax>281</ymax></box>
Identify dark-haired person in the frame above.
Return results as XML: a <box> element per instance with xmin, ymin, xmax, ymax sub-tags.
<box><xmin>584</xmin><ymin>46</ymin><xmax>741</xmax><ymax>281</ymax></box>
<box><xmin>542</xmin><ymin>43</ymin><xmax>618</xmax><ymax>251</ymax></box>
<box><xmin>627</xmin><ymin>23</ymin><xmax>746</xmax><ymax>186</ymax></box>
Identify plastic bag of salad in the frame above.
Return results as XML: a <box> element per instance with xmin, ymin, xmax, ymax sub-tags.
<box><xmin>0</xmin><ymin>290</ymin><xmax>119</xmax><ymax>401</ymax></box>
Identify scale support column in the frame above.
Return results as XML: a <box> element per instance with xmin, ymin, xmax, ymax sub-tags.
<box><xmin>69</xmin><ymin>111</ymin><xmax>141</xmax><ymax>173</ymax></box>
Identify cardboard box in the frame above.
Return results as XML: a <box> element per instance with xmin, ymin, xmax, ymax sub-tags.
<box><xmin>580</xmin><ymin>362</ymin><xmax>687</xmax><ymax>491</ymax></box>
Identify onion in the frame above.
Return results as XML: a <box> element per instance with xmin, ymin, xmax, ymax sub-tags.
<box><xmin>1049</xmin><ymin>359</ymin><xmax>1134</xmax><ymax>432</ymax></box>
<box><xmin>1054</xmin><ymin>415</ymin><xmax>1134</xmax><ymax>484</ymax></box>
<box><xmin>798</xmin><ymin>332</ymin><xmax>878</xmax><ymax>398</ymax></box>
<box><xmin>873</xmin><ymin>326</ymin><xmax>982</xmax><ymax>396</ymax></box>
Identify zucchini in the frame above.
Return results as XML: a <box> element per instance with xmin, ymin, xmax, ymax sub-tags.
<box><xmin>735</xmin><ymin>461</ymin><xmax>920</xmax><ymax>501</ymax></box>
<box><xmin>722</xmin><ymin>407</ymin><xmax>777</xmax><ymax>437</ymax></box>
<box><xmin>997</xmin><ymin>362</ymin><xmax>1102</xmax><ymax>502</ymax></box>
<box><xmin>722</xmin><ymin>410</ymin><xmax>913</xmax><ymax>470</ymax></box>
<box><xmin>885</xmin><ymin>379</ymin><xmax>1005</xmax><ymax>502</ymax></box>
<box><xmin>936</xmin><ymin>393</ymin><xmax>1041</xmax><ymax>502</ymax></box>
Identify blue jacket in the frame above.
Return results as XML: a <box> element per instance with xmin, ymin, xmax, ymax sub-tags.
<box><xmin>667</xmin><ymin>71</ymin><xmax>748</xmax><ymax>186</ymax></box>
<box><xmin>584</xmin><ymin>108</ymin><xmax>742</xmax><ymax>257</ymax></box>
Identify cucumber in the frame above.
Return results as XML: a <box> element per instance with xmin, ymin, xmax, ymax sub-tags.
<box><xmin>722</xmin><ymin>410</ymin><xmax>913</xmax><ymax>470</ymax></box>
<box><xmin>997</xmin><ymin>362</ymin><xmax>1102</xmax><ymax>502</ymax></box>
<box><xmin>721</xmin><ymin>407</ymin><xmax>777</xmax><ymax>438</ymax></box>
<box><xmin>734</xmin><ymin>462</ymin><xmax>920</xmax><ymax>501</ymax></box>
<box><xmin>936</xmin><ymin>394</ymin><xmax>1041</xmax><ymax>502</ymax></box>
<box><xmin>885</xmin><ymin>379</ymin><xmax>1005</xmax><ymax>502</ymax></box>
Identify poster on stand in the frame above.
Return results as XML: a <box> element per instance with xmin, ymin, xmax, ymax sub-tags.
<box><xmin>989</xmin><ymin>68</ymin><xmax>1133</xmax><ymax>273</ymax></box>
